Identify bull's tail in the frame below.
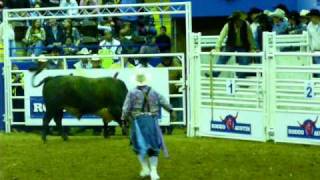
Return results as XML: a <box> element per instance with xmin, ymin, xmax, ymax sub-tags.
<box><xmin>29</xmin><ymin>62</ymin><xmax>48</xmax><ymax>87</ymax></box>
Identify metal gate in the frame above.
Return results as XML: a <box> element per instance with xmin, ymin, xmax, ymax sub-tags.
<box><xmin>190</xmin><ymin>31</ymin><xmax>320</xmax><ymax>145</ymax></box>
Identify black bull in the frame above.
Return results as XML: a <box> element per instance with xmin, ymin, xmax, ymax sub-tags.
<box><xmin>31</xmin><ymin>69</ymin><xmax>128</xmax><ymax>142</ymax></box>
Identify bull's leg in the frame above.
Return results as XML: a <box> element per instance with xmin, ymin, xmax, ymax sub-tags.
<box><xmin>42</xmin><ymin>112</ymin><xmax>54</xmax><ymax>143</ymax></box>
<box><xmin>53</xmin><ymin>110</ymin><xmax>68</xmax><ymax>141</ymax></box>
<box><xmin>121</xmin><ymin>120</ymin><xmax>129</xmax><ymax>136</ymax></box>
<box><xmin>103</xmin><ymin>120</ymin><xmax>110</xmax><ymax>138</ymax></box>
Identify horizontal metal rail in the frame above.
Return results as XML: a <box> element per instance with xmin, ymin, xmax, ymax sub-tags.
<box><xmin>201</xmin><ymin>52</ymin><xmax>264</xmax><ymax>57</ymax></box>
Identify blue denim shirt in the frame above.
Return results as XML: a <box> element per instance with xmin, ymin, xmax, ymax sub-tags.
<box><xmin>121</xmin><ymin>86</ymin><xmax>172</xmax><ymax>120</ymax></box>
<box><xmin>273</xmin><ymin>21</ymin><xmax>289</xmax><ymax>34</ymax></box>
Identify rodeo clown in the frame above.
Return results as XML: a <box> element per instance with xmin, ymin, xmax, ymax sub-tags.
<box><xmin>121</xmin><ymin>70</ymin><xmax>176</xmax><ymax>180</ymax></box>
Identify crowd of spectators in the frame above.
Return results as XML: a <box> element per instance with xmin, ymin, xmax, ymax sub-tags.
<box><xmin>0</xmin><ymin>0</ymin><xmax>175</xmax><ymax>69</ymax></box>
<box><xmin>206</xmin><ymin>4</ymin><xmax>320</xmax><ymax>78</ymax></box>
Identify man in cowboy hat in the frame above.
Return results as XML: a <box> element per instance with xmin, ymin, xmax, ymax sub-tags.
<box><xmin>74</xmin><ymin>48</ymin><xmax>92</xmax><ymax>69</ymax></box>
<box><xmin>90</xmin><ymin>54</ymin><xmax>102</xmax><ymax>69</ymax></box>
<box><xmin>307</xmin><ymin>9</ymin><xmax>320</xmax><ymax>78</ymax></box>
<box><xmin>269</xmin><ymin>8</ymin><xmax>289</xmax><ymax>34</ymax></box>
<box><xmin>122</xmin><ymin>71</ymin><xmax>176</xmax><ymax>180</ymax></box>
<box><xmin>205</xmin><ymin>11</ymin><xmax>257</xmax><ymax>79</ymax></box>
<box><xmin>300</xmin><ymin>9</ymin><xmax>310</xmax><ymax>28</ymax></box>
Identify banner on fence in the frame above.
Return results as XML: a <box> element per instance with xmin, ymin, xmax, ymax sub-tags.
<box><xmin>24</xmin><ymin>68</ymin><xmax>170</xmax><ymax>126</ymax></box>
<box><xmin>197</xmin><ymin>109</ymin><xmax>266</xmax><ymax>141</ymax></box>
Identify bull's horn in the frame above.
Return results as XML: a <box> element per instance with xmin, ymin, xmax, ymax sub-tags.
<box><xmin>297</xmin><ymin>121</ymin><xmax>302</xmax><ymax>127</ymax></box>
<box><xmin>235</xmin><ymin>112</ymin><xmax>239</xmax><ymax>119</ymax></box>
<box><xmin>113</xmin><ymin>72</ymin><xmax>119</xmax><ymax>79</ymax></box>
<box><xmin>219</xmin><ymin>116</ymin><xmax>224</xmax><ymax>121</ymax></box>
<box><xmin>315</xmin><ymin>116</ymin><xmax>318</xmax><ymax>124</ymax></box>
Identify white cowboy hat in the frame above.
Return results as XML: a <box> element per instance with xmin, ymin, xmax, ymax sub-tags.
<box><xmin>269</xmin><ymin>8</ymin><xmax>286</xmax><ymax>18</ymax></box>
<box><xmin>91</xmin><ymin>54</ymin><xmax>100</xmax><ymax>61</ymax></box>
<box><xmin>300</xmin><ymin>9</ymin><xmax>310</xmax><ymax>17</ymax></box>
<box><xmin>77</xmin><ymin>48</ymin><xmax>92</xmax><ymax>55</ymax></box>
<box><xmin>132</xmin><ymin>70</ymin><xmax>151</xmax><ymax>86</ymax></box>
<box><xmin>38</xmin><ymin>55</ymin><xmax>47</xmax><ymax>62</ymax></box>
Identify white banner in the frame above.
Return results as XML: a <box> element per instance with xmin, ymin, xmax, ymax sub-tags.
<box><xmin>275</xmin><ymin>113</ymin><xmax>320</xmax><ymax>145</ymax></box>
<box><xmin>197</xmin><ymin>108</ymin><xmax>266</xmax><ymax>142</ymax></box>
<box><xmin>24</xmin><ymin>68</ymin><xmax>170</xmax><ymax>126</ymax></box>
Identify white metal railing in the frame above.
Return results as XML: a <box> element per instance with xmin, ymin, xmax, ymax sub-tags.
<box><xmin>6</xmin><ymin>2</ymin><xmax>188</xmax><ymax>20</ymax></box>
<box><xmin>7</xmin><ymin>53</ymin><xmax>187</xmax><ymax>127</ymax></box>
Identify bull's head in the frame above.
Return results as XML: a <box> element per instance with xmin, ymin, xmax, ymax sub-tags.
<box><xmin>298</xmin><ymin>116</ymin><xmax>318</xmax><ymax>136</ymax></box>
<box><xmin>221</xmin><ymin>112</ymin><xmax>239</xmax><ymax>130</ymax></box>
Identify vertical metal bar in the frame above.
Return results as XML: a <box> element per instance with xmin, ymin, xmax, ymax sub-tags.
<box><xmin>181</xmin><ymin>54</ymin><xmax>186</xmax><ymax>126</ymax></box>
<box><xmin>120</xmin><ymin>57</ymin><xmax>125</xmax><ymax>69</ymax></box>
<box><xmin>3</xmin><ymin>10</ymin><xmax>12</xmax><ymax>133</ymax></box>
<box><xmin>185</xmin><ymin>2</ymin><xmax>193</xmax><ymax>136</ymax></box>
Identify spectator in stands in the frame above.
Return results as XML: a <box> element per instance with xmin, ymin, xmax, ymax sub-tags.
<box><xmin>156</xmin><ymin>26</ymin><xmax>172</xmax><ymax>53</ymax></box>
<box><xmin>0</xmin><ymin>21</ymin><xmax>16</xmax><ymax>57</ymax></box>
<box><xmin>247</xmin><ymin>8</ymin><xmax>263</xmax><ymax>45</ymax></box>
<box><xmin>255</xmin><ymin>14</ymin><xmax>273</xmax><ymax>51</ymax></box>
<box><xmin>99</xmin><ymin>30</ymin><xmax>122</xmax><ymax>68</ymax></box>
<box><xmin>118</xmin><ymin>29</ymin><xmax>138</xmax><ymax>67</ymax></box>
<box><xmin>63</xmin><ymin>37</ymin><xmax>78</xmax><ymax>55</ymax></box>
<box><xmin>136</xmin><ymin>17</ymin><xmax>148</xmax><ymax>36</ymax></box>
<box><xmin>270</xmin><ymin>8</ymin><xmax>289</xmax><ymax>35</ymax></box>
<box><xmin>120</xmin><ymin>22</ymin><xmax>133</xmax><ymax>37</ymax></box>
<box><xmin>103</xmin><ymin>0</ymin><xmax>120</xmax><ymax>4</ymax></box>
<box><xmin>45</xmin><ymin>19</ymin><xmax>65</xmax><ymax>52</ymax></box>
<box><xmin>274</xmin><ymin>4</ymin><xmax>290</xmax><ymax>17</ymax></box>
<box><xmin>23</xmin><ymin>20</ymin><xmax>46</xmax><ymax>56</ymax></box>
<box><xmin>300</xmin><ymin>9</ymin><xmax>310</xmax><ymax>30</ymax></box>
<box><xmin>80</xmin><ymin>0</ymin><xmax>98</xmax><ymax>6</ymax></box>
<box><xmin>60</xmin><ymin>0</ymin><xmax>79</xmax><ymax>15</ymax></box>
<box><xmin>36</xmin><ymin>48</ymin><xmax>65</xmax><ymax>70</ymax></box>
<box><xmin>74</xmin><ymin>48</ymin><xmax>92</xmax><ymax>69</ymax></box>
<box><xmin>80</xmin><ymin>0</ymin><xmax>99</xmax><ymax>14</ymax></box>
<box><xmin>287</xmin><ymin>11</ymin><xmax>305</xmax><ymax>34</ymax></box>
<box><xmin>307</xmin><ymin>9</ymin><xmax>320</xmax><ymax>78</ymax></box>
<box><xmin>90</xmin><ymin>54</ymin><xmax>103</xmax><ymax>68</ymax></box>
<box><xmin>138</xmin><ymin>35</ymin><xmax>160</xmax><ymax>67</ymax></box>
<box><xmin>98</xmin><ymin>17</ymin><xmax>114</xmax><ymax>33</ymax></box>
<box><xmin>205</xmin><ymin>12</ymin><xmax>256</xmax><ymax>78</ymax></box>
<box><xmin>46</xmin><ymin>46</ymin><xmax>65</xmax><ymax>69</ymax></box>
<box><xmin>62</xmin><ymin>19</ymin><xmax>81</xmax><ymax>47</ymax></box>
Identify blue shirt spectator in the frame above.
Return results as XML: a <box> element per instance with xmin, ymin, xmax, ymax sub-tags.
<box><xmin>45</xmin><ymin>19</ymin><xmax>65</xmax><ymax>51</ymax></box>
<box><xmin>60</xmin><ymin>0</ymin><xmax>79</xmax><ymax>15</ymax></box>
<box><xmin>270</xmin><ymin>8</ymin><xmax>289</xmax><ymax>34</ymax></box>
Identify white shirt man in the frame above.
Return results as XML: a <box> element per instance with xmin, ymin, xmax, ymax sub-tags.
<box><xmin>60</xmin><ymin>0</ymin><xmax>79</xmax><ymax>15</ymax></box>
<box><xmin>306</xmin><ymin>9</ymin><xmax>320</xmax><ymax>78</ymax></box>
<box><xmin>0</xmin><ymin>22</ymin><xmax>16</xmax><ymax>56</ymax></box>
<box><xmin>307</xmin><ymin>21</ymin><xmax>320</xmax><ymax>51</ymax></box>
<box><xmin>99</xmin><ymin>37</ymin><xmax>122</xmax><ymax>62</ymax></box>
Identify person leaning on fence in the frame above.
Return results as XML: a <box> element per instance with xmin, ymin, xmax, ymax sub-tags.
<box><xmin>121</xmin><ymin>71</ymin><xmax>176</xmax><ymax>180</ymax></box>
<box><xmin>300</xmin><ymin>9</ymin><xmax>310</xmax><ymax>29</ymax></box>
<box><xmin>205</xmin><ymin>11</ymin><xmax>257</xmax><ymax>78</ymax></box>
<box><xmin>307</xmin><ymin>9</ymin><xmax>320</xmax><ymax>78</ymax></box>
